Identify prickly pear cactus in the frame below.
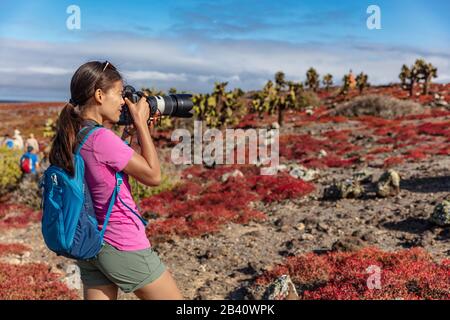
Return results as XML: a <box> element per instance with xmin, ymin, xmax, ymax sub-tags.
<box><xmin>376</xmin><ymin>169</ymin><xmax>401</xmax><ymax>197</ymax></box>
<box><xmin>430</xmin><ymin>200</ymin><xmax>450</xmax><ymax>226</ymax></box>
<box><xmin>263</xmin><ymin>275</ymin><xmax>299</xmax><ymax>300</ymax></box>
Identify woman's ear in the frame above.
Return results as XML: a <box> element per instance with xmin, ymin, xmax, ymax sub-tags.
<box><xmin>94</xmin><ymin>88</ymin><xmax>103</xmax><ymax>104</ymax></box>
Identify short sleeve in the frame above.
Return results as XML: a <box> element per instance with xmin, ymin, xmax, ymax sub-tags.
<box><xmin>92</xmin><ymin>128</ymin><xmax>134</xmax><ymax>172</ymax></box>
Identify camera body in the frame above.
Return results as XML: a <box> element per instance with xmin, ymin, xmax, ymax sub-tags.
<box><xmin>118</xmin><ymin>85</ymin><xmax>193</xmax><ymax>125</ymax></box>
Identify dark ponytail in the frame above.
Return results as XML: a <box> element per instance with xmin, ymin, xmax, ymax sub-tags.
<box><xmin>49</xmin><ymin>61</ymin><xmax>122</xmax><ymax>176</ymax></box>
<box><xmin>49</xmin><ymin>102</ymin><xmax>83</xmax><ymax>176</ymax></box>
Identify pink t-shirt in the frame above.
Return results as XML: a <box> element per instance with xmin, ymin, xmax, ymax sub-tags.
<box><xmin>80</xmin><ymin>127</ymin><xmax>151</xmax><ymax>251</ymax></box>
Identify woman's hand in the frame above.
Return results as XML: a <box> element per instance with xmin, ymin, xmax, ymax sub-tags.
<box><xmin>121</xmin><ymin>112</ymin><xmax>160</xmax><ymax>139</ymax></box>
<box><xmin>124</xmin><ymin>96</ymin><xmax>149</xmax><ymax>127</ymax></box>
<box><xmin>148</xmin><ymin>112</ymin><xmax>160</xmax><ymax>132</ymax></box>
<box><xmin>121</xmin><ymin>112</ymin><xmax>160</xmax><ymax>153</ymax></box>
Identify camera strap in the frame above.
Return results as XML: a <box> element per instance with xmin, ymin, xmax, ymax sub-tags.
<box><xmin>76</xmin><ymin>120</ymin><xmax>103</xmax><ymax>149</ymax></box>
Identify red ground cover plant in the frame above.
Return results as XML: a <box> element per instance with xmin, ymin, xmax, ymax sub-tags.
<box><xmin>0</xmin><ymin>102</ymin><xmax>64</xmax><ymax>140</ymax></box>
<box><xmin>246</xmin><ymin>174</ymin><xmax>315</xmax><ymax>203</ymax></box>
<box><xmin>322</xmin><ymin>129</ymin><xmax>352</xmax><ymax>141</ymax></box>
<box><xmin>0</xmin><ymin>203</ymin><xmax>42</xmax><ymax>229</ymax></box>
<box><xmin>279</xmin><ymin>134</ymin><xmax>361</xmax><ymax>166</ymax></box>
<box><xmin>141</xmin><ymin>167</ymin><xmax>315</xmax><ymax>241</ymax></box>
<box><xmin>290</xmin><ymin>106</ymin><xmax>331</xmax><ymax>126</ymax></box>
<box><xmin>396</xmin><ymin>109</ymin><xmax>450</xmax><ymax>121</ymax></box>
<box><xmin>372</xmin><ymin>121</ymin><xmax>440</xmax><ymax>151</ymax></box>
<box><xmin>236</xmin><ymin>112</ymin><xmax>276</xmax><ymax>129</ymax></box>
<box><xmin>418</xmin><ymin>143</ymin><xmax>450</xmax><ymax>156</ymax></box>
<box><xmin>417</xmin><ymin>122</ymin><xmax>450</xmax><ymax>138</ymax></box>
<box><xmin>403</xmin><ymin>148</ymin><xmax>428</xmax><ymax>161</ymax></box>
<box><xmin>376</xmin><ymin>137</ymin><xmax>397</xmax><ymax>145</ymax></box>
<box><xmin>357</xmin><ymin>116</ymin><xmax>401</xmax><ymax>128</ymax></box>
<box><xmin>0</xmin><ymin>262</ymin><xmax>79</xmax><ymax>300</ymax></box>
<box><xmin>254</xmin><ymin>247</ymin><xmax>450</xmax><ymax>300</ymax></box>
<box><xmin>383</xmin><ymin>156</ymin><xmax>405</xmax><ymax>168</ymax></box>
<box><xmin>0</xmin><ymin>243</ymin><xmax>30</xmax><ymax>256</ymax></box>
<box><xmin>368</xmin><ymin>146</ymin><xmax>394</xmax><ymax>155</ymax></box>
<box><xmin>317</xmin><ymin>115</ymin><xmax>348</xmax><ymax>123</ymax></box>
<box><xmin>300</xmin><ymin>155</ymin><xmax>360</xmax><ymax>169</ymax></box>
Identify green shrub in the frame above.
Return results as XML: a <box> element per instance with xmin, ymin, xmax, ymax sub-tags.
<box><xmin>10</xmin><ymin>174</ymin><xmax>42</xmax><ymax>210</ymax></box>
<box><xmin>130</xmin><ymin>171</ymin><xmax>176</xmax><ymax>204</ymax></box>
<box><xmin>296</xmin><ymin>90</ymin><xmax>320</xmax><ymax>109</ymax></box>
<box><xmin>330</xmin><ymin>94</ymin><xmax>425</xmax><ymax>119</ymax></box>
<box><xmin>0</xmin><ymin>147</ymin><xmax>22</xmax><ymax>196</ymax></box>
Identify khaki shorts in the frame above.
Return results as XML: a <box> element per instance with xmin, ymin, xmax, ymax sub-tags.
<box><xmin>76</xmin><ymin>242</ymin><xmax>166</xmax><ymax>293</ymax></box>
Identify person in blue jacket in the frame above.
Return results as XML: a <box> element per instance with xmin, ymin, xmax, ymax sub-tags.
<box><xmin>20</xmin><ymin>146</ymin><xmax>40</xmax><ymax>174</ymax></box>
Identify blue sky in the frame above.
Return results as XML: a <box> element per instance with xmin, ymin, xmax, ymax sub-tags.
<box><xmin>0</xmin><ymin>0</ymin><xmax>449</xmax><ymax>101</ymax></box>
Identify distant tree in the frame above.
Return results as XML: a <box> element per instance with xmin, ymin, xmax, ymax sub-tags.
<box><xmin>252</xmin><ymin>80</ymin><xmax>277</xmax><ymax>118</ymax></box>
<box><xmin>355</xmin><ymin>72</ymin><xmax>370</xmax><ymax>94</ymax></box>
<box><xmin>274</xmin><ymin>71</ymin><xmax>287</xmax><ymax>90</ymax></box>
<box><xmin>340</xmin><ymin>74</ymin><xmax>351</xmax><ymax>97</ymax></box>
<box><xmin>322</xmin><ymin>74</ymin><xmax>333</xmax><ymax>91</ymax></box>
<box><xmin>399</xmin><ymin>64</ymin><xmax>410</xmax><ymax>88</ymax></box>
<box><xmin>232</xmin><ymin>87</ymin><xmax>244</xmax><ymax>97</ymax></box>
<box><xmin>277</xmin><ymin>81</ymin><xmax>298</xmax><ymax>127</ymax></box>
<box><xmin>414</xmin><ymin>59</ymin><xmax>437</xmax><ymax>95</ymax></box>
<box><xmin>399</xmin><ymin>64</ymin><xmax>415</xmax><ymax>97</ymax></box>
<box><xmin>306</xmin><ymin>67</ymin><xmax>320</xmax><ymax>92</ymax></box>
<box><xmin>399</xmin><ymin>63</ymin><xmax>419</xmax><ymax>97</ymax></box>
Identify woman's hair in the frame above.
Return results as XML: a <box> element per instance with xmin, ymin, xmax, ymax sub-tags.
<box><xmin>49</xmin><ymin>61</ymin><xmax>122</xmax><ymax>176</ymax></box>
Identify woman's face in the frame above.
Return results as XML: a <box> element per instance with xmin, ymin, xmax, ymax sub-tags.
<box><xmin>100</xmin><ymin>80</ymin><xmax>125</xmax><ymax>123</ymax></box>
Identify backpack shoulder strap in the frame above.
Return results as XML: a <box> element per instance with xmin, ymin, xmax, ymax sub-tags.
<box><xmin>75</xmin><ymin>121</ymin><xmax>103</xmax><ymax>155</ymax></box>
<box><xmin>115</xmin><ymin>172</ymin><xmax>148</xmax><ymax>227</ymax></box>
<box><xmin>99</xmin><ymin>172</ymin><xmax>121</xmax><ymax>238</ymax></box>
<box><xmin>99</xmin><ymin>171</ymin><xmax>148</xmax><ymax>239</ymax></box>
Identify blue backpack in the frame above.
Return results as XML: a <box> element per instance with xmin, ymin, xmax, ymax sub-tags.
<box><xmin>39</xmin><ymin>123</ymin><xmax>147</xmax><ymax>260</ymax></box>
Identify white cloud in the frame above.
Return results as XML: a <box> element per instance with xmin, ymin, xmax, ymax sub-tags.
<box><xmin>0</xmin><ymin>35</ymin><xmax>449</xmax><ymax>100</ymax></box>
<box><xmin>26</xmin><ymin>66</ymin><xmax>72</xmax><ymax>75</ymax></box>
<box><xmin>0</xmin><ymin>66</ymin><xmax>71</xmax><ymax>75</ymax></box>
<box><xmin>124</xmin><ymin>70</ymin><xmax>187</xmax><ymax>82</ymax></box>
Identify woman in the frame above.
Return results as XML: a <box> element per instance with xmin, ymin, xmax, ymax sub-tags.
<box><xmin>49</xmin><ymin>61</ymin><xmax>183</xmax><ymax>300</ymax></box>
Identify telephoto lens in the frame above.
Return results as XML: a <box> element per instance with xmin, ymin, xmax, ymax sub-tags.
<box><xmin>118</xmin><ymin>85</ymin><xmax>194</xmax><ymax>125</ymax></box>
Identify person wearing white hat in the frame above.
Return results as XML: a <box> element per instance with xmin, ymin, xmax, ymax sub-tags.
<box><xmin>25</xmin><ymin>133</ymin><xmax>39</xmax><ymax>154</ymax></box>
<box><xmin>13</xmin><ymin>129</ymin><xmax>24</xmax><ymax>150</ymax></box>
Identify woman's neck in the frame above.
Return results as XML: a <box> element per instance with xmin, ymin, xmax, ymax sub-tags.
<box><xmin>81</xmin><ymin>107</ymin><xmax>102</xmax><ymax>125</ymax></box>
